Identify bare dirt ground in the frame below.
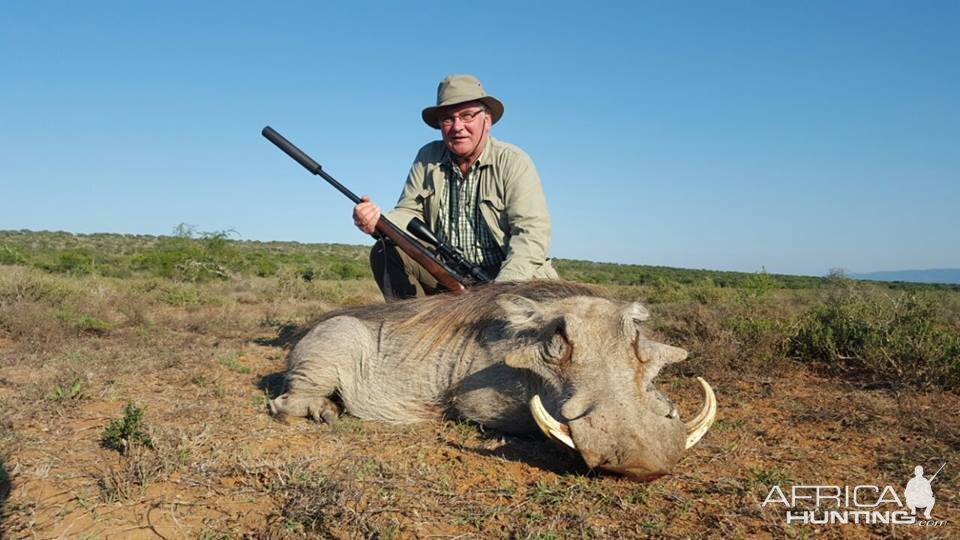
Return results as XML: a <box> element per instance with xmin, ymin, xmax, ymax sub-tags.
<box><xmin>1</xmin><ymin>275</ymin><xmax>957</xmax><ymax>539</ymax></box>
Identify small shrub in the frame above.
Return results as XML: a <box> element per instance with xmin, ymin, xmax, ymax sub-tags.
<box><xmin>157</xmin><ymin>285</ymin><xmax>207</xmax><ymax>307</ymax></box>
<box><xmin>102</xmin><ymin>402</ymin><xmax>153</xmax><ymax>453</ymax></box>
<box><xmin>329</xmin><ymin>261</ymin><xmax>369</xmax><ymax>280</ymax></box>
<box><xmin>727</xmin><ymin>315</ymin><xmax>792</xmax><ymax>361</ymax></box>
<box><xmin>260</xmin><ymin>461</ymin><xmax>352</xmax><ymax>535</ymax></box>
<box><xmin>789</xmin><ymin>288</ymin><xmax>960</xmax><ymax>389</ymax></box>
<box><xmin>96</xmin><ymin>431</ymin><xmax>186</xmax><ymax>502</ymax></box>
<box><xmin>280</xmin><ymin>473</ymin><xmax>345</xmax><ymax>534</ymax></box>
<box><xmin>97</xmin><ymin>446</ymin><xmax>157</xmax><ymax>502</ymax></box>
<box><xmin>55</xmin><ymin>309</ymin><xmax>114</xmax><ymax>336</ymax></box>
<box><xmin>739</xmin><ymin>270</ymin><xmax>777</xmax><ymax>299</ymax></box>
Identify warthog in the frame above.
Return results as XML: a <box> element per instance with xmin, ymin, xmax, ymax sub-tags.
<box><xmin>270</xmin><ymin>280</ymin><xmax>716</xmax><ymax>481</ymax></box>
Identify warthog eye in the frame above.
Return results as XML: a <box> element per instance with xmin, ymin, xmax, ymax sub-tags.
<box><xmin>543</xmin><ymin>327</ymin><xmax>571</xmax><ymax>364</ymax></box>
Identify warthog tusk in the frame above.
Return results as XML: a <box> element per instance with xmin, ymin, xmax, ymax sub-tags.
<box><xmin>684</xmin><ymin>377</ymin><xmax>717</xmax><ymax>449</ymax></box>
<box><xmin>529</xmin><ymin>395</ymin><xmax>576</xmax><ymax>450</ymax></box>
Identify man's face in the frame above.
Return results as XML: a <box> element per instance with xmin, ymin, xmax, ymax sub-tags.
<box><xmin>438</xmin><ymin>101</ymin><xmax>490</xmax><ymax>160</ymax></box>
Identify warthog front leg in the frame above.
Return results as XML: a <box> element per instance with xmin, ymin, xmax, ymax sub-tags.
<box><xmin>269</xmin><ymin>392</ymin><xmax>340</xmax><ymax>424</ymax></box>
<box><xmin>271</xmin><ymin>315</ymin><xmax>376</xmax><ymax>424</ymax></box>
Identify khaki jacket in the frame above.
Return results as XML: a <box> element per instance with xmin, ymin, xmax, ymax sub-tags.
<box><xmin>385</xmin><ymin>136</ymin><xmax>558</xmax><ymax>281</ymax></box>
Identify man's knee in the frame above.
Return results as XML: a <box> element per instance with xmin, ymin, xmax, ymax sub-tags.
<box><xmin>372</xmin><ymin>239</ymin><xmax>449</xmax><ymax>301</ymax></box>
<box><xmin>370</xmin><ymin>240</ymin><xmax>433</xmax><ymax>301</ymax></box>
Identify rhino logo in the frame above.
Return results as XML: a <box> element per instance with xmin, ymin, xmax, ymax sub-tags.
<box><xmin>904</xmin><ymin>464</ymin><xmax>943</xmax><ymax>520</ymax></box>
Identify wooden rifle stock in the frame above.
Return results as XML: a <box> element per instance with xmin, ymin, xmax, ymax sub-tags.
<box><xmin>372</xmin><ymin>218</ymin><xmax>467</xmax><ymax>295</ymax></box>
<box><xmin>261</xmin><ymin>126</ymin><xmax>469</xmax><ymax>295</ymax></box>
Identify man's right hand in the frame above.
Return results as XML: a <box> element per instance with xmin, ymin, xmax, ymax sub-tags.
<box><xmin>353</xmin><ymin>195</ymin><xmax>381</xmax><ymax>235</ymax></box>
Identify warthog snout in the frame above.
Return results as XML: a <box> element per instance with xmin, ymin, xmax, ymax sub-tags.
<box><xmin>530</xmin><ymin>377</ymin><xmax>717</xmax><ymax>481</ymax></box>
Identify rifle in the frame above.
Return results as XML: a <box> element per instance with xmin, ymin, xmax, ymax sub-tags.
<box><xmin>261</xmin><ymin>126</ymin><xmax>480</xmax><ymax>295</ymax></box>
<box><xmin>407</xmin><ymin>217</ymin><xmax>492</xmax><ymax>283</ymax></box>
<box><xmin>928</xmin><ymin>463</ymin><xmax>946</xmax><ymax>483</ymax></box>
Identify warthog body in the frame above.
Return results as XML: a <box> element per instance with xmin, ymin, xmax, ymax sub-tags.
<box><xmin>271</xmin><ymin>280</ymin><xmax>715</xmax><ymax>480</ymax></box>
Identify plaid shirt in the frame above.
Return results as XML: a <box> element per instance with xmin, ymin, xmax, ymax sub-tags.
<box><xmin>385</xmin><ymin>136</ymin><xmax>557</xmax><ymax>282</ymax></box>
<box><xmin>435</xmin><ymin>156</ymin><xmax>505</xmax><ymax>268</ymax></box>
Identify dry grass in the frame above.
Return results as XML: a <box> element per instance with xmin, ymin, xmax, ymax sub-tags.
<box><xmin>0</xmin><ymin>264</ymin><xmax>958</xmax><ymax>538</ymax></box>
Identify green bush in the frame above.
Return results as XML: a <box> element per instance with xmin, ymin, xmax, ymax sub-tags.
<box><xmin>102</xmin><ymin>402</ymin><xmax>153</xmax><ymax>453</ymax></box>
<box><xmin>253</xmin><ymin>257</ymin><xmax>279</xmax><ymax>277</ymax></box>
<box><xmin>55</xmin><ymin>309</ymin><xmax>114</xmax><ymax>335</ymax></box>
<box><xmin>41</xmin><ymin>250</ymin><xmax>95</xmax><ymax>275</ymax></box>
<box><xmin>329</xmin><ymin>260</ymin><xmax>369</xmax><ymax>280</ymax></box>
<box><xmin>739</xmin><ymin>270</ymin><xmax>777</xmax><ymax>299</ymax></box>
<box><xmin>789</xmin><ymin>288</ymin><xmax>960</xmax><ymax>389</ymax></box>
<box><xmin>0</xmin><ymin>244</ymin><xmax>25</xmax><ymax>265</ymax></box>
<box><xmin>728</xmin><ymin>315</ymin><xmax>792</xmax><ymax>363</ymax></box>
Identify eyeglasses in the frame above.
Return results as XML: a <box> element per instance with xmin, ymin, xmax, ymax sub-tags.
<box><xmin>438</xmin><ymin>108</ymin><xmax>486</xmax><ymax>128</ymax></box>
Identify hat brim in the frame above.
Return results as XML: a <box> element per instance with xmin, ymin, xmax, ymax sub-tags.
<box><xmin>422</xmin><ymin>96</ymin><xmax>504</xmax><ymax>129</ymax></box>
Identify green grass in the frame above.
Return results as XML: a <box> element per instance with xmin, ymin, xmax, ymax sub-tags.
<box><xmin>747</xmin><ymin>467</ymin><xmax>792</xmax><ymax>488</ymax></box>
<box><xmin>5</xmin><ymin>228</ymin><xmax>959</xmax><ymax>292</ymax></box>
<box><xmin>0</xmin><ymin>228</ymin><xmax>373</xmax><ymax>284</ymax></box>
<box><xmin>3</xmin><ymin>228</ymin><xmax>959</xmax><ymax>391</ymax></box>
<box><xmin>47</xmin><ymin>377</ymin><xmax>84</xmax><ymax>401</ymax></box>
<box><xmin>218</xmin><ymin>353</ymin><xmax>251</xmax><ymax>374</ymax></box>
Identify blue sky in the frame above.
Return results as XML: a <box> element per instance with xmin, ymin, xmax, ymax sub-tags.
<box><xmin>2</xmin><ymin>1</ymin><xmax>957</xmax><ymax>276</ymax></box>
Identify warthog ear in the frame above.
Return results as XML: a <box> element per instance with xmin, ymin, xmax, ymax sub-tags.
<box><xmin>628</xmin><ymin>302</ymin><xmax>650</xmax><ymax>322</ymax></box>
<box><xmin>497</xmin><ymin>294</ymin><xmax>545</xmax><ymax>333</ymax></box>
<box><xmin>499</xmin><ymin>295</ymin><xmax>571</xmax><ymax>372</ymax></box>
<box><xmin>620</xmin><ymin>302</ymin><xmax>651</xmax><ymax>336</ymax></box>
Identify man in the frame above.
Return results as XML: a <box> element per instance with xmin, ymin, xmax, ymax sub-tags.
<box><xmin>353</xmin><ymin>74</ymin><xmax>558</xmax><ymax>300</ymax></box>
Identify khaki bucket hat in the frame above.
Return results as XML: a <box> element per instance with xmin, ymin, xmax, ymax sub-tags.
<box><xmin>421</xmin><ymin>74</ymin><xmax>504</xmax><ymax>129</ymax></box>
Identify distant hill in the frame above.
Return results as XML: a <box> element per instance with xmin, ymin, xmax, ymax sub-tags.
<box><xmin>850</xmin><ymin>268</ymin><xmax>960</xmax><ymax>285</ymax></box>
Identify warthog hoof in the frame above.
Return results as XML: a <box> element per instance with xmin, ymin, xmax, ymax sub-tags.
<box><xmin>270</xmin><ymin>393</ymin><xmax>340</xmax><ymax>424</ymax></box>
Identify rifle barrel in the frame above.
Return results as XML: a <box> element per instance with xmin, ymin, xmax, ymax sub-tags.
<box><xmin>262</xmin><ymin>126</ymin><xmax>362</xmax><ymax>204</ymax></box>
<box><xmin>929</xmin><ymin>462</ymin><xmax>946</xmax><ymax>483</ymax></box>
<box><xmin>261</xmin><ymin>126</ymin><xmax>469</xmax><ymax>295</ymax></box>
